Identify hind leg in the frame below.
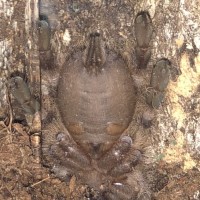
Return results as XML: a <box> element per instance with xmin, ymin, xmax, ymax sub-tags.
<box><xmin>9</xmin><ymin>76</ymin><xmax>40</xmax><ymax>115</ymax></box>
<box><xmin>146</xmin><ymin>58</ymin><xmax>171</xmax><ymax>109</ymax></box>
<box><xmin>134</xmin><ymin>11</ymin><xmax>153</xmax><ymax>69</ymax></box>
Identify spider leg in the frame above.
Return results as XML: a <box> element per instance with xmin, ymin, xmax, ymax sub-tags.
<box><xmin>146</xmin><ymin>58</ymin><xmax>171</xmax><ymax>109</ymax></box>
<box><xmin>9</xmin><ymin>76</ymin><xmax>40</xmax><ymax>115</ymax></box>
<box><xmin>97</xmin><ymin>136</ymin><xmax>132</xmax><ymax>172</ymax></box>
<box><xmin>102</xmin><ymin>170</ymin><xmax>151</xmax><ymax>200</ymax></box>
<box><xmin>103</xmin><ymin>182</ymin><xmax>138</xmax><ymax>200</ymax></box>
<box><xmin>109</xmin><ymin>149</ymin><xmax>141</xmax><ymax>177</ymax></box>
<box><xmin>47</xmin><ymin>132</ymin><xmax>91</xmax><ymax>175</ymax></box>
<box><xmin>134</xmin><ymin>11</ymin><xmax>153</xmax><ymax>69</ymax></box>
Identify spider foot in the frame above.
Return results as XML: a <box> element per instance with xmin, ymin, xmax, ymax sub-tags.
<box><xmin>9</xmin><ymin>76</ymin><xmax>40</xmax><ymax>115</ymax></box>
<box><xmin>97</xmin><ymin>136</ymin><xmax>133</xmax><ymax>171</ymax></box>
<box><xmin>134</xmin><ymin>11</ymin><xmax>153</xmax><ymax>69</ymax></box>
<box><xmin>146</xmin><ymin>58</ymin><xmax>171</xmax><ymax>109</ymax></box>
<box><xmin>109</xmin><ymin>148</ymin><xmax>141</xmax><ymax>177</ymax></box>
<box><xmin>102</xmin><ymin>170</ymin><xmax>151</xmax><ymax>200</ymax></box>
<box><xmin>48</xmin><ymin>132</ymin><xmax>91</xmax><ymax>175</ymax></box>
<box><xmin>102</xmin><ymin>182</ymin><xmax>138</xmax><ymax>200</ymax></box>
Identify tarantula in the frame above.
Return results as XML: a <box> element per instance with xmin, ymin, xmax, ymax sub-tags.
<box><xmin>9</xmin><ymin>11</ymin><xmax>174</xmax><ymax>200</ymax></box>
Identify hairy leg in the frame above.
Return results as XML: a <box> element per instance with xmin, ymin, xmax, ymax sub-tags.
<box><xmin>47</xmin><ymin>132</ymin><xmax>91</xmax><ymax>175</ymax></box>
<box><xmin>109</xmin><ymin>148</ymin><xmax>141</xmax><ymax>177</ymax></box>
<box><xmin>146</xmin><ymin>58</ymin><xmax>171</xmax><ymax>109</ymax></box>
<box><xmin>134</xmin><ymin>11</ymin><xmax>153</xmax><ymax>69</ymax></box>
<box><xmin>97</xmin><ymin>136</ymin><xmax>133</xmax><ymax>171</ymax></box>
<box><xmin>102</xmin><ymin>169</ymin><xmax>151</xmax><ymax>200</ymax></box>
<box><xmin>9</xmin><ymin>76</ymin><xmax>40</xmax><ymax>115</ymax></box>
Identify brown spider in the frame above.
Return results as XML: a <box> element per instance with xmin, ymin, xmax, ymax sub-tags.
<box><xmin>9</xmin><ymin>11</ymin><xmax>175</xmax><ymax>200</ymax></box>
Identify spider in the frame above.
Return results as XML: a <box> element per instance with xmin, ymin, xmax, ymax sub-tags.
<box><xmin>9</xmin><ymin>11</ymin><xmax>174</xmax><ymax>200</ymax></box>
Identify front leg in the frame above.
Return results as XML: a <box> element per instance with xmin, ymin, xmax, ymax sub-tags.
<box><xmin>109</xmin><ymin>148</ymin><xmax>141</xmax><ymax>177</ymax></box>
<box><xmin>97</xmin><ymin>136</ymin><xmax>132</xmax><ymax>171</ymax></box>
<box><xmin>102</xmin><ymin>182</ymin><xmax>138</xmax><ymax>200</ymax></box>
<box><xmin>47</xmin><ymin>132</ymin><xmax>91</xmax><ymax>176</ymax></box>
<box><xmin>97</xmin><ymin>136</ymin><xmax>142</xmax><ymax>175</ymax></box>
<box><xmin>102</xmin><ymin>170</ymin><xmax>151</xmax><ymax>200</ymax></box>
